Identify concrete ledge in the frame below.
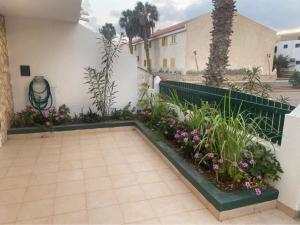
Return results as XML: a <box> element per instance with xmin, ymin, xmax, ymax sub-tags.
<box><xmin>8</xmin><ymin>120</ymin><xmax>279</xmax><ymax>220</ymax></box>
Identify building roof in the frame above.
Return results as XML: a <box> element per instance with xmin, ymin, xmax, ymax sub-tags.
<box><xmin>0</xmin><ymin>0</ymin><xmax>82</xmax><ymax>22</ymax></box>
<box><xmin>132</xmin><ymin>19</ymin><xmax>192</xmax><ymax>44</ymax></box>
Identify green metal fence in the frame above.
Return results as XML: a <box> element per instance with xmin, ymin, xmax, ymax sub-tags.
<box><xmin>159</xmin><ymin>80</ymin><xmax>295</xmax><ymax>145</ymax></box>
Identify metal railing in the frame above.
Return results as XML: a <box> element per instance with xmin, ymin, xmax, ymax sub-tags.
<box><xmin>160</xmin><ymin>80</ymin><xmax>295</xmax><ymax>145</ymax></box>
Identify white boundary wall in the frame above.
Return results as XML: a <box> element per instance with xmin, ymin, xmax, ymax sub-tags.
<box><xmin>275</xmin><ymin>105</ymin><xmax>300</xmax><ymax>214</ymax></box>
<box><xmin>6</xmin><ymin>17</ymin><xmax>138</xmax><ymax>115</ymax></box>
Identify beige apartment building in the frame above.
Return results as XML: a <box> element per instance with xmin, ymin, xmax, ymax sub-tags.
<box><xmin>133</xmin><ymin>13</ymin><xmax>277</xmax><ymax>76</ymax></box>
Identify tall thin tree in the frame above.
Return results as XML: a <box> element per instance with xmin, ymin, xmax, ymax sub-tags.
<box><xmin>134</xmin><ymin>1</ymin><xmax>158</xmax><ymax>72</ymax></box>
<box><xmin>204</xmin><ymin>0</ymin><xmax>236</xmax><ymax>87</ymax></box>
<box><xmin>119</xmin><ymin>9</ymin><xmax>138</xmax><ymax>54</ymax></box>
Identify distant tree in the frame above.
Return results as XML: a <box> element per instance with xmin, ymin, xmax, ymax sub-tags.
<box><xmin>100</xmin><ymin>23</ymin><xmax>116</xmax><ymax>42</ymax></box>
<box><xmin>119</xmin><ymin>9</ymin><xmax>138</xmax><ymax>54</ymax></box>
<box><xmin>273</xmin><ymin>54</ymin><xmax>289</xmax><ymax>77</ymax></box>
<box><xmin>204</xmin><ymin>0</ymin><xmax>236</xmax><ymax>87</ymax></box>
<box><xmin>134</xmin><ymin>1</ymin><xmax>159</xmax><ymax>72</ymax></box>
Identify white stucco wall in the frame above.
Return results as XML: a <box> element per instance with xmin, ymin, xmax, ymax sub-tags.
<box><xmin>274</xmin><ymin>105</ymin><xmax>300</xmax><ymax>213</ymax></box>
<box><xmin>276</xmin><ymin>40</ymin><xmax>300</xmax><ymax>71</ymax></box>
<box><xmin>6</xmin><ymin>17</ymin><xmax>138</xmax><ymax>115</ymax></box>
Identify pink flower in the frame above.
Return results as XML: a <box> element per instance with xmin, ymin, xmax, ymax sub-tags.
<box><xmin>249</xmin><ymin>159</ymin><xmax>256</xmax><ymax>165</ymax></box>
<box><xmin>174</xmin><ymin>133</ymin><xmax>180</xmax><ymax>139</ymax></box>
<box><xmin>213</xmin><ymin>164</ymin><xmax>219</xmax><ymax>170</ymax></box>
<box><xmin>191</xmin><ymin>129</ymin><xmax>198</xmax><ymax>135</ymax></box>
<box><xmin>244</xmin><ymin>181</ymin><xmax>251</xmax><ymax>189</ymax></box>
<box><xmin>183</xmin><ymin>137</ymin><xmax>188</xmax><ymax>144</ymax></box>
<box><xmin>194</xmin><ymin>152</ymin><xmax>201</xmax><ymax>159</ymax></box>
<box><xmin>44</xmin><ymin>111</ymin><xmax>49</xmax><ymax>119</ymax></box>
<box><xmin>207</xmin><ymin>152</ymin><xmax>214</xmax><ymax>158</ymax></box>
<box><xmin>193</xmin><ymin>135</ymin><xmax>200</xmax><ymax>142</ymax></box>
<box><xmin>255</xmin><ymin>188</ymin><xmax>262</xmax><ymax>196</ymax></box>
<box><xmin>205</xmin><ymin>143</ymin><xmax>209</xmax><ymax>148</ymax></box>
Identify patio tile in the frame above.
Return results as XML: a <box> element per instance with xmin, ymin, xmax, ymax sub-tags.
<box><xmin>83</xmin><ymin>166</ymin><xmax>108</xmax><ymax>179</ymax></box>
<box><xmin>189</xmin><ymin>209</ymin><xmax>221</xmax><ymax>224</ymax></box>
<box><xmin>56</xmin><ymin>180</ymin><xmax>85</xmax><ymax>196</ymax></box>
<box><xmin>33</xmin><ymin>162</ymin><xmax>59</xmax><ymax>174</ymax></box>
<box><xmin>0</xmin><ymin>203</ymin><xmax>21</xmax><ymax>224</ymax></box>
<box><xmin>57</xmin><ymin>169</ymin><xmax>84</xmax><ymax>182</ymax></box>
<box><xmin>0</xmin><ymin>175</ymin><xmax>30</xmax><ymax>190</ymax></box>
<box><xmin>85</xmin><ymin>176</ymin><xmax>113</xmax><ymax>192</ymax></box>
<box><xmin>107</xmin><ymin>164</ymin><xmax>132</xmax><ymax>176</ymax></box>
<box><xmin>157</xmin><ymin>168</ymin><xmax>179</xmax><ymax>181</ymax></box>
<box><xmin>125</xmin><ymin>218</ymin><xmax>161</xmax><ymax>225</ymax></box>
<box><xmin>120</xmin><ymin>201</ymin><xmax>156</xmax><ymax>223</ymax></box>
<box><xmin>17</xmin><ymin>216</ymin><xmax>53</xmax><ymax>224</ymax></box>
<box><xmin>88</xmin><ymin>205</ymin><xmax>124</xmax><ymax>224</ymax></box>
<box><xmin>30</xmin><ymin>173</ymin><xmax>57</xmax><ymax>186</ymax></box>
<box><xmin>54</xmin><ymin>194</ymin><xmax>86</xmax><ymax>214</ymax></box>
<box><xmin>140</xmin><ymin>182</ymin><xmax>172</xmax><ymax>199</ymax></box>
<box><xmin>165</xmin><ymin>179</ymin><xmax>190</xmax><ymax>194</ymax></box>
<box><xmin>53</xmin><ymin>210</ymin><xmax>88</xmax><ymax>224</ymax></box>
<box><xmin>23</xmin><ymin>184</ymin><xmax>56</xmax><ymax>201</ymax></box>
<box><xmin>159</xmin><ymin>212</ymin><xmax>196</xmax><ymax>224</ymax></box>
<box><xmin>111</xmin><ymin>174</ymin><xmax>138</xmax><ymax>188</ymax></box>
<box><xmin>114</xmin><ymin>185</ymin><xmax>146</xmax><ymax>203</ymax></box>
<box><xmin>82</xmin><ymin>157</ymin><xmax>106</xmax><ymax>168</ymax></box>
<box><xmin>149</xmin><ymin>196</ymin><xmax>186</xmax><ymax>217</ymax></box>
<box><xmin>0</xmin><ymin>188</ymin><xmax>26</xmax><ymax>205</ymax></box>
<box><xmin>176</xmin><ymin>193</ymin><xmax>206</xmax><ymax>211</ymax></box>
<box><xmin>136</xmin><ymin>171</ymin><xmax>162</xmax><ymax>184</ymax></box>
<box><xmin>59</xmin><ymin>159</ymin><xmax>82</xmax><ymax>171</ymax></box>
<box><xmin>17</xmin><ymin>199</ymin><xmax>54</xmax><ymax>220</ymax></box>
<box><xmin>86</xmin><ymin>189</ymin><xmax>118</xmax><ymax>209</ymax></box>
<box><xmin>6</xmin><ymin>165</ymin><xmax>33</xmax><ymax>177</ymax></box>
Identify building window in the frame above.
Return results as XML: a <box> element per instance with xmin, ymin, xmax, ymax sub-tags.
<box><xmin>148</xmin><ymin>59</ymin><xmax>152</xmax><ymax>68</ymax></box>
<box><xmin>144</xmin><ymin>59</ymin><xmax>147</xmax><ymax>67</ymax></box>
<box><xmin>274</xmin><ymin>46</ymin><xmax>277</xmax><ymax>53</ymax></box>
<box><xmin>134</xmin><ymin>45</ymin><xmax>137</xmax><ymax>51</ymax></box>
<box><xmin>171</xmin><ymin>35</ymin><xmax>176</xmax><ymax>44</ymax></box>
<box><xmin>170</xmin><ymin>58</ymin><xmax>176</xmax><ymax>69</ymax></box>
<box><xmin>149</xmin><ymin>41</ymin><xmax>152</xmax><ymax>48</ymax></box>
<box><xmin>296</xmin><ymin>61</ymin><xmax>300</xmax><ymax>65</ymax></box>
<box><xmin>162</xmin><ymin>58</ymin><xmax>168</xmax><ymax>68</ymax></box>
<box><xmin>162</xmin><ymin>37</ymin><xmax>168</xmax><ymax>47</ymax></box>
<box><xmin>284</xmin><ymin>44</ymin><xmax>288</xmax><ymax>49</ymax></box>
<box><xmin>296</xmin><ymin>43</ymin><xmax>300</xmax><ymax>48</ymax></box>
<box><xmin>137</xmin><ymin>56</ymin><xmax>140</xmax><ymax>62</ymax></box>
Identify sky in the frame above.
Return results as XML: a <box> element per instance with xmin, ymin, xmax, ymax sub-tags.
<box><xmin>85</xmin><ymin>0</ymin><xmax>300</xmax><ymax>33</ymax></box>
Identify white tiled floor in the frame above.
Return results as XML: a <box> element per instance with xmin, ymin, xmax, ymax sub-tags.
<box><xmin>0</xmin><ymin>127</ymin><xmax>299</xmax><ymax>224</ymax></box>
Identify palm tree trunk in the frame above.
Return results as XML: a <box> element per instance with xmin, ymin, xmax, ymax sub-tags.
<box><xmin>204</xmin><ymin>0</ymin><xmax>236</xmax><ymax>87</ymax></box>
<box><xmin>128</xmin><ymin>37</ymin><xmax>133</xmax><ymax>54</ymax></box>
<box><xmin>144</xmin><ymin>36</ymin><xmax>151</xmax><ymax>72</ymax></box>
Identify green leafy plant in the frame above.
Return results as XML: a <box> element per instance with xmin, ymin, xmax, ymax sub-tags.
<box><xmin>85</xmin><ymin>24</ymin><xmax>124</xmax><ymax>117</ymax></box>
<box><xmin>112</xmin><ymin>102</ymin><xmax>135</xmax><ymax>120</ymax></box>
<box><xmin>78</xmin><ymin>108</ymin><xmax>101</xmax><ymax>123</ymax></box>
<box><xmin>273</xmin><ymin>55</ymin><xmax>289</xmax><ymax>77</ymax></box>
<box><xmin>289</xmin><ymin>71</ymin><xmax>300</xmax><ymax>88</ymax></box>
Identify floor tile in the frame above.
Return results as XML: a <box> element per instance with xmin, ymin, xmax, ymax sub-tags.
<box><xmin>53</xmin><ymin>210</ymin><xmax>88</xmax><ymax>224</ymax></box>
<box><xmin>0</xmin><ymin>188</ymin><xmax>26</xmax><ymax>205</ymax></box>
<box><xmin>176</xmin><ymin>193</ymin><xmax>205</xmax><ymax>211</ymax></box>
<box><xmin>17</xmin><ymin>199</ymin><xmax>54</xmax><ymax>220</ymax></box>
<box><xmin>149</xmin><ymin>196</ymin><xmax>186</xmax><ymax>217</ymax></box>
<box><xmin>17</xmin><ymin>216</ymin><xmax>53</xmax><ymax>224</ymax></box>
<box><xmin>85</xmin><ymin>176</ymin><xmax>113</xmax><ymax>192</ymax></box>
<box><xmin>56</xmin><ymin>180</ymin><xmax>85</xmax><ymax>196</ymax></box>
<box><xmin>30</xmin><ymin>173</ymin><xmax>57</xmax><ymax>186</ymax></box>
<box><xmin>107</xmin><ymin>164</ymin><xmax>132</xmax><ymax>176</ymax></box>
<box><xmin>54</xmin><ymin>194</ymin><xmax>86</xmax><ymax>214</ymax></box>
<box><xmin>83</xmin><ymin>166</ymin><xmax>108</xmax><ymax>179</ymax></box>
<box><xmin>136</xmin><ymin>171</ymin><xmax>162</xmax><ymax>184</ymax></box>
<box><xmin>88</xmin><ymin>205</ymin><xmax>124</xmax><ymax>224</ymax></box>
<box><xmin>0</xmin><ymin>203</ymin><xmax>21</xmax><ymax>224</ymax></box>
<box><xmin>82</xmin><ymin>157</ymin><xmax>106</xmax><ymax>168</ymax></box>
<box><xmin>159</xmin><ymin>212</ymin><xmax>196</xmax><ymax>224</ymax></box>
<box><xmin>189</xmin><ymin>209</ymin><xmax>221</xmax><ymax>224</ymax></box>
<box><xmin>57</xmin><ymin>169</ymin><xmax>84</xmax><ymax>182</ymax></box>
<box><xmin>165</xmin><ymin>179</ymin><xmax>190</xmax><ymax>194</ymax></box>
<box><xmin>24</xmin><ymin>184</ymin><xmax>56</xmax><ymax>201</ymax></box>
<box><xmin>120</xmin><ymin>201</ymin><xmax>156</xmax><ymax>223</ymax></box>
<box><xmin>0</xmin><ymin>176</ymin><xmax>30</xmax><ymax>190</ymax></box>
<box><xmin>86</xmin><ymin>189</ymin><xmax>118</xmax><ymax>209</ymax></box>
<box><xmin>59</xmin><ymin>159</ymin><xmax>82</xmax><ymax>171</ymax></box>
<box><xmin>114</xmin><ymin>185</ymin><xmax>146</xmax><ymax>203</ymax></box>
<box><xmin>111</xmin><ymin>174</ymin><xmax>138</xmax><ymax>188</ymax></box>
<box><xmin>141</xmin><ymin>182</ymin><xmax>172</xmax><ymax>199</ymax></box>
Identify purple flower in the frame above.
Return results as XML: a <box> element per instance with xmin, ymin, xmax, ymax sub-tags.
<box><xmin>240</xmin><ymin>162</ymin><xmax>248</xmax><ymax>168</ymax></box>
<box><xmin>256</xmin><ymin>175</ymin><xmax>262</xmax><ymax>180</ymax></box>
<box><xmin>49</xmin><ymin>107</ymin><xmax>55</xmax><ymax>113</ymax></box>
<box><xmin>191</xmin><ymin>129</ymin><xmax>198</xmax><ymax>135</ymax></box>
<box><xmin>194</xmin><ymin>152</ymin><xmax>201</xmax><ymax>159</ymax></box>
<box><xmin>44</xmin><ymin>111</ymin><xmax>49</xmax><ymax>119</ymax></box>
<box><xmin>244</xmin><ymin>181</ymin><xmax>251</xmax><ymax>189</ymax></box>
<box><xmin>174</xmin><ymin>133</ymin><xmax>180</xmax><ymax>139</ymax></box>
<box><xmin>213</xmin><ymin>164</ymin><xmax>219</xmax><ymax>171</ymax></box>
<box><xmin>181</xmin><ymin>132</ymin><xmax>188</xmax><ymax>137</ymax></box>
<box><xmin>207</xmin><ymin>152</ymin><xmax>214</xmax><ymax>158</ymax></box>
<box><xmin>205</xmin><ymin>143</ymin><xmax>209</xmax><ymax>148</ymax></box>
<box><xmin>168</xmin><ymin>119</ymin><xmax>176</xmax><ymax>127</ymax></box>
<box><xmin>249</xmin><ymin>159</ymin><xmax>256</xmax><ymax>165</ymax></box>
<box><xmin>193</xmin><ymin>135</ymin><xmax>200</xmax><ymax>142</ymax></box>
<box><xmin>255</xmin><ymin>188</ymin><xmax>262</xmax><ymax>196</ymax></box>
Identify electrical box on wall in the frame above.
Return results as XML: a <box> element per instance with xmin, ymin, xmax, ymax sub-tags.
<box><xmin>20</xmin><ymin>65</ymin><xmax>30</xmax><ymax>76</ymax></box>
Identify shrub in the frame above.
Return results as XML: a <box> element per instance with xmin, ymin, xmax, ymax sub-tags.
<box><xmin>289</xmin><ymin>71</ymin><xmax>300</xmax><ymax>88</ymax></box>
<box><xmin>112</xmin><ymin>102</ymin><xmax>135</xmax><ymax>120</ymax></box>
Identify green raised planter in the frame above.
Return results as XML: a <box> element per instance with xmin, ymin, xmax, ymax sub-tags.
<box><xmin>8</xmin><ymin>120</ymin><xmax>278</xmax><ymax>213</ymax></box>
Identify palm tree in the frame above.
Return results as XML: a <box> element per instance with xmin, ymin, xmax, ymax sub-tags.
<box><xmin>204</xmin><ymin>0</ymin><xmax>236</xmax><ymax>87</ymax></box>
<box><xmin>119</xmin><ymin>9</ymin><xmax>138</xmax><ymax>54</ymax></box>
<box><xmin>134</xmin><ymin>1</ymin><xmax>158</xmax><ymax>72</ymax></box>
<box><xmin>100</xmin><ymin>23</ymin><xmax>116</xmax><ymax>42</ymax></box>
